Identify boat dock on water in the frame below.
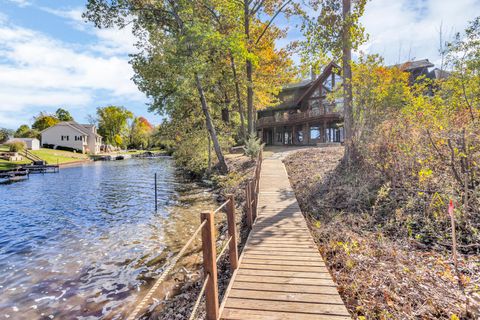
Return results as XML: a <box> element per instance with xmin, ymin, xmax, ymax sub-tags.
<box><xmin>0</xmin><ymin>163</ymin><xmax>60</xmax><ymax>183</ymax></box>
<box><xmin>0</xmin><ymin>169</ymin><xmax>30</xmax><ymax>183</ymax></box>
<box><xmin>22</xmin><ymin>164</ymin><xmax>59</xmax><ymax>174</ymax></box>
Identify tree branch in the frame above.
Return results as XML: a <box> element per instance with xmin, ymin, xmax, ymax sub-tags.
<box><xmin>254</xmin><ymin>0</ymin><xmax>292</xmax><ymax>46</ymax></box>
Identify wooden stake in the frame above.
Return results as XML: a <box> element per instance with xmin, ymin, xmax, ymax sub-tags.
<box><xmin>154</xmin><ymin>173</ymin><xmax>158</xmax><ymax>212</ymax></box>
<box><xmin>201</xmin><ymin>211</ymin><xmax>219</xmax><ymax>320</ymax></box>
<box><xmin>226</xmin><ymin>194</ymin><xmax>239</xmax><ymax>271</ymax></box>
<box><xmin>449</xmin><ymin>200</ymin><xmax>458</xmax><ymax>271</ymax></box>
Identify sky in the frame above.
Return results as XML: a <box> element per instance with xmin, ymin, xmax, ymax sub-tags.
<box><xmin>0</xmin><ymin>0</ymin><xmax>479</xmax><ymax>129</ymax></box>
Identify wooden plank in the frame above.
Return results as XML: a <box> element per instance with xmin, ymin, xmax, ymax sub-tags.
<box><xmin>237</xmin><ymin>269</ymin><xmax>333</xmax><ymax>279</ymax></box>
<box><xmin>243</xmin><ymin>254</ymin><xmax>323</xmax><ymax>262</ymax></box>
<box><xmin>222</xmin><ymin>308</ymin><xmax>350</xmax><ymax>320</ymax></box>
<box><xmin>232</xmin><ymin>281</ymin><xmax>341</xmax><ymax>295</ymax></box>
<box><xmin>247</xmin><ymin>239</ymin><xmax>314</xmax><ymax>245</ymax></box>
<box><xmin>228</xmin><ymin>289</ymin><xmax>345</xmax><ymax>304</ymax></box>
<box><xmin>246</xmin><ymin>247</ymin><xmax>317</xmax><ymax>252</ymax></box>
<box><xmin>235</xmin><ymin>274</ymin><xmax>336</xmax><ymax>286</ymax></box>
<box><xmin>241</xmin><ymin>263</ymin><xmax>329</xmax><ymax>273</ymax></box>
<box><xmin>248</xmin><ymin>244</ymin><xmax>317</xmax><ymax>249</ymax></box>
<box><xmin>244</xmin><ymin>249</ymin><xmax>319</xmax><ymax>257</ymax></box>
<box><xmin>225</xmin><ymin>298</ymin><xmax>350</xmax><ymax>316</ymax></box>
<box><xmin>241</xmin><ymin>258</ymin><xmax>326</xmax><ymax>267</ymax></box>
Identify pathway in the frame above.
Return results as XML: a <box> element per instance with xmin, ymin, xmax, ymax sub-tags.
<box><xmin>219</xmin><ymin>155</ymin><xmax>350</xmax><ymax>319</ymax></box>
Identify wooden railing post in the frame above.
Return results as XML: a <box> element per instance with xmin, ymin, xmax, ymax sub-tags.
<box><xmin>251</xmin><ymin>180</ymin><xmax>257</xmax><ymax>222</ymax></box>
<box><xmin>245</xmin><ymin>182</ymin><xmax>253</xmax><ymax>228</ymax></box>
<box><xmin>200</xmin><ymin>211</ymin><xmax>219</xmax><ymax>320</ymax></box>
<box><xmin>226</xmin><ymin>194</ymin><xmax>239</xmax><ymax>271</ymax></box>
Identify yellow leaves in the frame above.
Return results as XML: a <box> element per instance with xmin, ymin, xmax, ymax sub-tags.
<box><xmin>418</xmin><ymin>168</ymin><xmax>433</xmax><ymax>183</ymax></box>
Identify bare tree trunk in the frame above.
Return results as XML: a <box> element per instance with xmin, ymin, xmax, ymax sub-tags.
<box><xmin>194</xmin><ymin>73</ymin><xmax>229</xmax><ymax>174</ymax></box>
<box><xmin>244</xmin><ymin>1</ymin><xmax>254</xmax><ymax>134</ymax></box>
<box><xmin>229</xmin><ymin>53</ymin><xmax>247</xmax><ymax>140</ymax></box>
<box><xmin>342</xmin><ymin>0</ymin><xmax>354</xmax><ymax>165</ymax></box>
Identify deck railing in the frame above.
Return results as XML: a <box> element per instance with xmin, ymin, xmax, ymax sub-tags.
<box><xmin>127</xmin><ymin>149</ymin><xmax>263</xmax><ymax>320</ymax></box>
<box><xmin>257</xmin><ymin>105</ymin><xmax>341</xmax><ymax>127</ymax></box>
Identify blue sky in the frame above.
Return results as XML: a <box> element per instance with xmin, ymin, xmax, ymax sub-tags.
<box><xmin>1</xmin><ymin>0</ymin><xmax>480</xmax><ymax>129</ymax></box>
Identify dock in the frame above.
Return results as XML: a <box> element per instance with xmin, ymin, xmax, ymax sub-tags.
<box><xmin>22</xmin><ymin>164</ymin><xmax>59</xmax><ymax>174</ymax></box>
<box><xmin>0</xmin><ymin>169</ymin><xmax>29</xmax><ymax>183</ymax></box>
<box><xmin>219</xmin><ymin>157</ymin><xmax>350</xmax><ymax>319</ymax></box>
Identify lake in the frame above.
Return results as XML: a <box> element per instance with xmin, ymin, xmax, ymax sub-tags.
<box><xmin>0</xmin><ymin>158</ymin><xmax>216</xmax><ymax>319</ymax></box>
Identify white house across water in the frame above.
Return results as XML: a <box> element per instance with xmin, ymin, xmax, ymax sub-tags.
<box><xmin>41</xmin><ymin>121</ymin><xmax>102</xmax><ymax>154</ymax></box>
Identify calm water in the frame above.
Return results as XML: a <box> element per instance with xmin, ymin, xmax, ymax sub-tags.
<box><xmin>0</xmin><ymin>158</ymin><xmax>216</xmax><ymax>319</ymax></box>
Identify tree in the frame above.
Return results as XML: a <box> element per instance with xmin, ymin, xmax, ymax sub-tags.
<box><xmin>14</xmin><ymin>124</ymin><xmax>40</xmax><ymax>139</ymax></box>
<box><xmin>32</xmin><ymin>112</ymin><xmax>59</xmax><ymax>131</ymax></box>
<box><xmin>55</xmin><ymin>108</ymin><xmax>74</xmax><ymax>121</ymax></box>
<box><xmin>84</xmin><ymin>0</ymin><xmax>235</xmax><ymax>174</ymax></box>
<box><xmin>350</xmin><ymin>54</ymin><xmax>410</xmax><ymax>146</ymax></box>
<box><xmin>129</xmin><ymin>116</ymin><xmax>154</xmax><ymax>149</ymax></box>
<box><xmin>0</xmin><ymin>128</ymin><xmax>14</xmax><ymax>144</ymax></box>
<box><xmin>14</xmin><ymin>125</ymin><xmax>31</xmax><ymax>138</ymax></box>
<box><xmin>96</xmin><ymin>105</ymin><xmax>133</xmax><ymax>148</ymax></box>
<box><xmin>300</xmin><ymin>0</ymin><xmax>368</xmax><ymax>164</ymax></box>
<box><xmin>241</xmin><ymin>0</ymin><xmax>298</xmax><ymax>134</ymax></box>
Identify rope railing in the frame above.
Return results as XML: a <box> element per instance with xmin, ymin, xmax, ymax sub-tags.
<box><xmin>213</xmin><ymin>199</ymin><xmax>230</xmax><ymax>214</ymax></box>
<box><xmin>127</xmin><ymin>150</ymin><xmax>263</xmax><ymax>320</ymax></box>
<box><xmin>216</xmin><ymin>236</ymin><xmax>232</xmax><ymax>264</ymax></box>
<box><xmin>126</xmin><ymin>219</ymin><xmax>207</xmax><ymax>320</ymax></box>
<box><xmin>187</xmin><ymin>273</ymin><xmax>210</xmax><ymax>320</ymax></box>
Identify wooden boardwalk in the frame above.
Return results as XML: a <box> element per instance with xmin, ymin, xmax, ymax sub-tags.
<box><xmin>219</xmin><ymin>157</ymin><xmax>351</xmax><ymax>320</ymax></box>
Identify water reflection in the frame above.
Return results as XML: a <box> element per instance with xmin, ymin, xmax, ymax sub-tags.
<box><xmin>0</xmin><ymin>158</ymin><xmax>216</xmax><ymax>319</ymax></box>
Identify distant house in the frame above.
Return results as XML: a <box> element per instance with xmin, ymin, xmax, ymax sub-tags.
<box><xmin>394</xmin><ymin>59</ymin><xmax>450</xmax><ymax>83</ymax></box>
<box><xmin>7</xmin><ymin>138</ymin><xmax>41</xmax><ymax>150</ymax></box>
<box><xmin>41</xmin><ymin>121</ymin><xmax>102</xmax><ymax>154</ymax></box>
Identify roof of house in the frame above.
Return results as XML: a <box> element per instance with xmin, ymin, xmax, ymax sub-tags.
<box><xmin>282</xmin><ymin>79</ymin><xmax>313</xmax><ymax>90</ymax></box>
<box><xmin>393</xmin><ymin>59</ymin><xmax>434</xmax><ymax>71</ymax></box>
<box><xmin>259</xmin><ymin>61</ymin><xmax>341</xmax><ymax>113</ymax></box>
<box><xmin>428</xmin><ymin>68</ymin><xmax>450</xmax><ymax>80</ymax></box>
<box><xmin>40</xmin><ymin>121</ymin><xmax>102</xmax><ymax>138</ymax></box>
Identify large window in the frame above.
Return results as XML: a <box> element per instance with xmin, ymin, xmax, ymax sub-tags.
<box><xmin>295</xmin><ymin>126</ymin><xmax>304</xmax><ymax>143</ymax></box>
<box><xmin>326</xmin><ymin>127</ymin><xmax>344</xmax><ymax>142</ymax></box>
<box><xmin>323</xmin><ymin>74</ymin><xmax>333</xmax><ymax>91</ymax></box>
<box><xmin>310</xmin><ymin>126</ymin><xmax>321</xmax><ymax>140</ymax></box>
<box><xmin>276</xmin><ymin>131</ymin><xmax>283</xmax><ymax>143</ymax></box>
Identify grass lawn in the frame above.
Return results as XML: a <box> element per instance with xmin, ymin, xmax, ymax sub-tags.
<box><xmin>30</xmin><ymin>148</ymin><xmax>88</xmax><ymax>164</ymax></box>
<box><xmin>0</xmin><ymin>144</ymin><xmax>29</xmax><ymax>170</ymax></box>
<box><xmin>0</xmin><ymin>159</ymin><xmax>31</xmax><ymax>170</ymax></box>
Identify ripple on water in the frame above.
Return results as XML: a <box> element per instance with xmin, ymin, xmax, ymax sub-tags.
<box><xmin>0</xmin><ymin>158</ymin><xmax>216</xmax><ymax>319</ymax></box>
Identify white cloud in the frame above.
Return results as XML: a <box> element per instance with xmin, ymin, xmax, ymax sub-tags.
<box><xmin>5</xmin><ymin>0</ymin><xmax>31</xmax><ymax>8</ymax></box>
<box><xmin>0</xmin><ymin>12</ymin><xmax>146</xmax><ymax>128</ymax></box>
<box><xmin>40</xmin><ymin>7</ymin><xmax>138</xmax><ymax>56</ymax></box>
<box><xmin>358</xmin><ymin>0</ymin><xmax>480</xmax><ymax>65</ymax></box>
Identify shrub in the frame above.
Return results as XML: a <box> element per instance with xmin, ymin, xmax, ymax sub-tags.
<box><xmin>7</xmin><ymin>141</ymin><xmax>26</xmax><ymax>152</ymax></box>
<box><xmin>55</xmin><ymin>145</ymin><xmax>82</xmax><ymax>153</ymax></box>
<box><xmin>243</xmin><ymin>133</ymin><xmax>263</xmax><ymax>159</ymax></box>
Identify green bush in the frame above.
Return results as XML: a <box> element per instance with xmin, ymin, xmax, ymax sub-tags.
<box><xmin>243</xmin><ymin>133</ymin><xmax>263</xmax><ymax>159</ymax></box>
<box><xmin>7</xmin><ymin>141</ymin><xmax>26</xmax><ymax>152</ymax></box>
